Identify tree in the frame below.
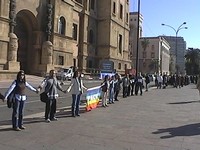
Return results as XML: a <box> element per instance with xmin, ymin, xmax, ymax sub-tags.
<box><xmin>149</xmin><ymin>59</ymin><xmax>159</xmax><ymax>74</ymax></box>
<box><xmin>185</xmin><ymin>48</ymin><xmax>200</xmax><ymax>75</ymax></box>
<box><xmin>141</xmin><ymin>38</ymin><xmax>149</xmax><ymax>51</ymax></box>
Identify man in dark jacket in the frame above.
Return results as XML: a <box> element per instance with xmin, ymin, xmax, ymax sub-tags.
<box><xmin>135</xmin><ymin>73</ymin><xmax>143</xmax><ymax>96</ymax></box>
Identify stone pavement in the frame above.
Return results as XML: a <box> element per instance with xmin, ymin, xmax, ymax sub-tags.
<box><xmin>0</xmin><ymin>84</ymin><xmax>200</xmax><ymax>150</ymax></box>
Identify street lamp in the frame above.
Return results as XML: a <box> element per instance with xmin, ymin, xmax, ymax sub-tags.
<box><xmin>135</xmin><ymin>0</ymin><xmax>140</xmax><ymax>77</ymax></box>
<box><xmin>161</xmin><ymin>22</ymin><xmax>187</xmax><ymax>74</ymax></box>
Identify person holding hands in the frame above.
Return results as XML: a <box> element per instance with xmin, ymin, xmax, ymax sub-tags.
<box><xmin>38</xmin><ymin>69</ymin><xmax>66</xmax><ymax>122</ymax></box>
<box><xmin>4</xmin><ymin>70</ymin><xmax>38</xmax><ymax>131</ymax></box>
<box><xmin>67</xmin><ymin>70</ymin><xmax>87</xmax><ymax>117</ymax></box>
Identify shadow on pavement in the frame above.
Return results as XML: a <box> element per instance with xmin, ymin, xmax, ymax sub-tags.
<box><xmin>152</xmin><ymin>123</ymin><xmax>200</xmax><ymax>139</ymax></box>
<box><xmin>167</xmin><ymin>100</ymin><xmax>200</xmax><ymax>105</ymax></box>
<box><xmin>56</xmin><ymin>107</ymin><xmax>87</xmax><ymax>118</ymax></box>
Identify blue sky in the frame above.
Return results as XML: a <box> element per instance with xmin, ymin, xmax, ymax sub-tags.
<box><xmin>130</xmin><ymin>0</ymin><xmax>200</xmax><ymax>49</ymax></box>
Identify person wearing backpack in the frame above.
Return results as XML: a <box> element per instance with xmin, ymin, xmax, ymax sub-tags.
<box><xmin>3</xmin><ymin>70</ymin><xmax>38</xmax><ymax>131</ymax></box>
<box><xmin>38</xmin><ymin>69</ymin><xmax>66</xmax><ymax>122</ymax></box>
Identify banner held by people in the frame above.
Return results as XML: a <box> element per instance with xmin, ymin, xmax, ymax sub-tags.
<box><xmin>86</xmin><ymin>86</ymin><xmax>101</xmax><ymax>111</ymax></box>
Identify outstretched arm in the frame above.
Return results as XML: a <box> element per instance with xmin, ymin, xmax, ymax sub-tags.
<box><xmin>25</xmin><ymin>82</ymin><xmax>37</xmax><ymax>93</ymax></box>
<box><xmin>4</xmin><ymin>80</ymin><xmax>16</xmax><ymax>100</ymax></box>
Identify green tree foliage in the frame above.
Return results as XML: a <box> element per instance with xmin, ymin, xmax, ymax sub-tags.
<box><xmin>141</xmin><ymin>38</ymin><xmax>149</xmax><ymax>51</ymax></box>
<box><xmin>185</xmin><ymin>48</ymin><xmax>200</xmax><ymax>75</ymax></box>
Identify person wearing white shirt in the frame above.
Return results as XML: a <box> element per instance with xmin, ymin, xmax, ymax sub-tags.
<box><xmin>3</xmin><ymin>70</ymin><xmax>38</xmax><ymax>131</ymax></box>
<box><xmin>67</xmin><ymin>70</ymin><xmax>87</xmax><ymax>117</ymax></box>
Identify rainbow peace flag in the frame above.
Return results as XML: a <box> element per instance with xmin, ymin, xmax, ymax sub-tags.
<box><xmin>86</xmin><ymin>86</ymin><xmax>101</xmax><ymax>111</ymax></box>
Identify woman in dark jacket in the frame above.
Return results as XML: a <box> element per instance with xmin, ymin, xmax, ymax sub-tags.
<box><xmin>4</xmin><ymin>70</ymin><xmax>38</xmax><ymax>131</ymax></box>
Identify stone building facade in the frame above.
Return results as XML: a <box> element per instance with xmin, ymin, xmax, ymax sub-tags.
<box><xmin>138</xmin><ymin>37</ymin><xmax>170</xmax><ymax>74</ymax></box>
<box><xmin>129</xmin><ymin>12</ymin><xmax>143</xmax><ymax>68</ymax></box>
<box><xmin>0</xmin><ymin>0</ymin><xmax>131</xmax><ymax>80</ymax></box>
<box><xmin>161</xmin><ymin>36</ymin><xmax>186</xmax><ymax>74</ymax></box>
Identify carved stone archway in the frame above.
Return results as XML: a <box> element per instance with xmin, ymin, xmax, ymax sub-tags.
<box><xmin>14</xmin><ymin>10</ymin><xmax>39</xmax><ymax>74</ymax></box>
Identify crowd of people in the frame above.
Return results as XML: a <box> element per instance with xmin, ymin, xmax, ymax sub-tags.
<box><xmin>99</xmin><ymin>72</ymin><xmax>200</xmax><ymax>107</ymax></box>
<box><xmin>0</xmin><ymin>69</ymin><xmax>87</xmax><ymax>131</ymax></box>
<box><xmin>0</xmin><ymin>69</ymin><xmax>200</xmax><ymax>131</ymax></box>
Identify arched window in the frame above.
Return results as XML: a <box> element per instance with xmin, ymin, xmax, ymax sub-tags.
<box><xmin>89</xmin><ymin>29</ymin><xmax>94</xmax><ymax>44</ymax></box>
<box><xmin>58</xmin><ymin>16</ymin><xmax>66</xmax><ymax>35</ymax></box>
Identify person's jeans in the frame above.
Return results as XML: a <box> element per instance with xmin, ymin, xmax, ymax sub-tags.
<box><xmin>71</xmin><ymin>94</ymin><xmax>81</xmax><ymax>116</ymax></box>
<box><xmin>109</xmin><ymin>88</ymin><xmax>114</xmax><ymax>103</ymax></box>
<box><xmin>45</xmin><ymin>98</ymin><xmax>57</xmax><ymax>120</ymax></box>
<box><xmin>114</xmin><ymin>90</ymin><xmax>119</xmax><ymax>100</ymax></box>
<box><xmin>12</xmin><ymin>99</ymin><xmax>25</xmax><ymax>128</ymax></box>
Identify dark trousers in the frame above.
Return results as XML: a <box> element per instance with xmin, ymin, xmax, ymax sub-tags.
<box><xmin>131</xmin><ymin>84</ymin><xmax>135</xmax><ymax>95</ymax></box>
<box><xmin>71</xmin><ymin>94</ymin><xmax>81</xmax><ymax>116</ymax></box>
<box><xmin>135</xmin><ymin>83</ymin><xmax>143</xmax><ymax>95</ymax></box>
<box><xmin>123</xmin><ymin>86</ymin><xmax>128</xmax><ymax>97</ymax></box>
<box><xmin>12</xmin><ymin>99</ymin><xmax>25</xmax><ymax>128</ymax></box>
<box><xmin>45</xmin><ymin>98</ymin><xmax>57</xmax><ymax>120</ymax></box>
<box><xmin>114</xmin><ymin>90</ymin><xmax>120</xmax><ymax>100</ymax></box>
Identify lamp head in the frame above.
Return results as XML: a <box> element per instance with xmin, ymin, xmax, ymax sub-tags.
<box><xmin>161</xmin><ymin>23</ymin><xmax>165</xmax><ymax>26</ymax></box>
<box><xmin>183</xmin><ymin>22</ymin><xmax>186</xmax><ymax>24</ymax></box>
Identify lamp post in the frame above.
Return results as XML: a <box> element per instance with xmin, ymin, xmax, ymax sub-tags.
<box><xmin>161</xmin><ymin>22</ymin><xmax>187</xmax><ymax>74</ymax></box>
<box><xmin>135</xmin><ymin>0</ymin><xmax>140</xmax><ymax>77</ymax></box>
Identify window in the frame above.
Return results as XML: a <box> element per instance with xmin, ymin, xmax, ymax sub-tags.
<box><xmin>113</xmin><ymin>2</ymin><xmax>116</xmax><ymax>14</ymax></box>
<box><xmin>90</xmin><ymin>0</ymin><xmax>95</xmax><ymax>10</ymax></box>
<box><xmin>119</xmin><ymin>34</ymin><xmax>122</xmax><ymax>53</ymax></box>
<box><xmin>151</xmin><ymin>52</ymin><xmax>155</xmax><ymax>58</ymax></box>
<box><xmin>118</xmin><ymin>63</ymin><xmax>121</xmax><ymax>69</ymax></box>
<box><xmin>126</xmin><ymin>13</ymin><xmax>129</xmax><ymax>23</ymax></box>
<box><xmin>143</xmin><ymin>51</ymin><xmax>146</xmax><ymax>58</ymax></box>
<box><xmin>58</xmin><ymin>56</ymin><xmax>64</xmax><ymax>65</ymax></box>
<box><xmin>120</xmin><ymin>4</ymin><xmax>123</xmax><ymax>19</ymax></box>
<box><xmin>124</xmin><ymin>64</ymin><xmax>127</xmax><ymax>70</ymax></box>
<box><xmin>72</xmin><ymin>23</ymin><xmax>78</xmax><ymax>40</ymax></box>
<box><xmin>151</xmin><ymin>45</ymin><xmax>155</xmax><ymax>51</ymax></box>
<box><xmin>87</xmin><ymin>60</ymin><xmax>93</xmax><ymax>68</ymax></box>
<box><xmin>89</xmin><ymin>29</ymin><xmax>94</xmax><ymax>44</ymax></box>
<box><xmin>58</xmin><ymin>16</ymin><xmax>66</xmax><ymax>35</ymax></box>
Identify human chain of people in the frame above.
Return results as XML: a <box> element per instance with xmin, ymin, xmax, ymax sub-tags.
<box><xmin>0</xmin><ymin>70</ymin><xmax>200</xmax><ymax>132</ymax></box>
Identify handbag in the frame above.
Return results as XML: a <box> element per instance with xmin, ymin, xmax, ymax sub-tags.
<box><xmin>40</xmin><ymin>92</ymin><xmax>48</xmax><ymax>103</ymax></box>
<box><xmin>7</xmin><ymin>80</ymin><xmax>17</xmax><ymax>108</ymax></box>
<box><xmin>7</xmin><ymin>91</ymin><xmax>15</xmax><ymax>108</ymax></box>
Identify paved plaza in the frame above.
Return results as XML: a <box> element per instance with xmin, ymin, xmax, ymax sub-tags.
<box><xmin>0</xmin><ymin>81</ymin><xmax>200</xmax><ymax>150</ymax></box>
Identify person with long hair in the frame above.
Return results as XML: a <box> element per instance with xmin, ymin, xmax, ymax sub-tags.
<box><xmin>3</xmin><ymin>70</ymin><xmax>38</xmax><ymax>131</ymax></box>
<box><xmin>67</xmin><ymin>70</ymin><xmax>87</xmax><ymax>117</ymax></box>
<box><xmin>100</xmin><ymin>75</ymin><xmax>109</xmax><ymax>107</ymax></box>
<box><xmin>38</xmin><ymin>69</ymin><xmax>66</xmax><ymax>122</ymax></box>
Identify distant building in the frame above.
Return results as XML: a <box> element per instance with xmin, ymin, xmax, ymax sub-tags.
<box><xmin>161</xmin><ymin>36</ymin><xmax>187</xmax><ymax>74</ymax></box>
<box><xmin>139</xmin><ymin>37</ymin><xmax>170</xmax><ymax>74</ymax></box>
<box><xmin>129</xmin><ymin>12</ymin><xmax>143</xmax><ymax>69</ymax></box>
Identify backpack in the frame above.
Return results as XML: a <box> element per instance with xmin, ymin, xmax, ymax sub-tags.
<box><xmin>7</xmin><ymin>80</ymin><xmax>17</xmax><ymax>108</ymax></box>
